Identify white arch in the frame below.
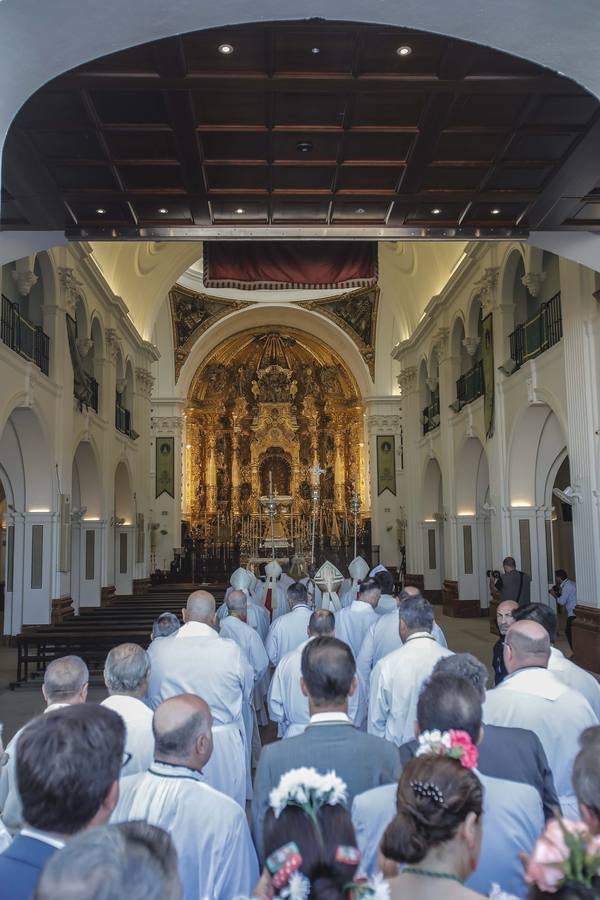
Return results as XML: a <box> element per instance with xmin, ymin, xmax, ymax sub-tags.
<box><xmin>508</xmin><ymin>403</ymin><xmax>567</xmax><ymax>507</ymax></box>
<box><xmin>455</xmin><ymin>437</ymin><xmax>489</xmax><ymax>515</ymax></box>
<box><xmin>72</xmin><ymin>439</ymin><xmax>102</xmax><ymax>518</ymax></box>
<box><xmin>422</xmin><ymin>456</ymin><xmax>442</xmax><ymax>520</ymax></box>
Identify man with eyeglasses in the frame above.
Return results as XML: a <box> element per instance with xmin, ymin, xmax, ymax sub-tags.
<box><xmin>0</xmin><ymin>655</ymin><xmax>89</xmax><ymax>833</ymax></box>
<box><xmin>0</xmin><ymin>704</ymin><xmax>125</xmax><ymax>900</ymax></box>
<box><xmin>483</xmin><ymin>619</ymin><xmax>599</xmax><ymax>819</ymax></box>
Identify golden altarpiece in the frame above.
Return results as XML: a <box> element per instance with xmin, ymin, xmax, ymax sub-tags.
<box><xmin>183</xmin><ymin>327</ymin><xmax>366</xmax><ymax>561</ymax></box>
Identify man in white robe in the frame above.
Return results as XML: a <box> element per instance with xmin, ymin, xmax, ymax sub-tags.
<box><xmin>101</xmin><ymin>643</ymin><xmax>154</xmax><ymax>776</ymax></box>
<box><xmin>335</xmin><ymin>579</ymin><xmax>380</xmax><ymax>658</ymax></box>
<box><xmin>218</xmin><ymin>568</ymin><xmax>270</xmax><ymax>641</ymax></box>
<box><xmin>339</xmin><ymin>556</ymin><xmax>370</xmax><ymax>608</ymax></box>
<box><xmin>112</xmin><ymin>694</ymin><xmax>258</xmax><ymax>900</ymax></box>
<box><xmin>261</xmin><ymin>560</ymin><xmax>289</xmax><ymax>620</ymax></box>
<box><xmin>220</xmin><ymin>589</ymin><xmax>270</xmax><ymax>731</ymax></box>
<box><xmin>269</xmin><ymin>609</ymin><xmax>359</xmax><ymax>737</ymax></box>
<box><xmin>0</xmin><ymin>655</ymin><xmax>89</xmax><ymax>833</ymax></box>
<box><xmin>299</xmin><ymin>565</ymin><xmax>322</xmax><ymax>609</ymax></box>
<box><xmin>514</xmin><ymin>602</ymin><xmax>600</xmax><ymax>718</ymax></box>
<box><xmin>483</xmin><ymin>619</ymin><xmax>598</xmax><ymax>818</ymax></box>
<box><xmin>265</xmin><ymin>581</ymin><xmax>313</xmax><ymax>666</ymax></box>
<box><xmin>356</xmin><ymin>586</ymin><xmax>448</xmax><ymax>724</ymax></box>
<box><xmin>372</xmin><ymin>568</ymin><xmax>397</xmax><ymax>616</ymax></box>
<box><xmin>368</xmin><ymin>593</ymin><xmax>453</xmax><ymax>746</ymax></box>
<box><xmin>146</xmin><ymin>590</ymin><xmax>253</xmax><ymax>808</ymax></box>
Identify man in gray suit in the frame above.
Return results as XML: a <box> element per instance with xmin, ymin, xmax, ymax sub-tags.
<box><xmin>252</xmin><ymin>635</ymin><xmax>400</xmax><ymax>857</ymax></box>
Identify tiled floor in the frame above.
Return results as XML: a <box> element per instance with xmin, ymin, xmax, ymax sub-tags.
<box><xmin>0</xmin><ymin>610</ymin><xmax>574</xmax><ymax>743</ymax></box>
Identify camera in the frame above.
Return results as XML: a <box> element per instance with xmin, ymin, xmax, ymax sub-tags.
<box><xmin>486</xmin><ymin>569</ymin><xmax>501</xmax><ymax>580</ymax></box>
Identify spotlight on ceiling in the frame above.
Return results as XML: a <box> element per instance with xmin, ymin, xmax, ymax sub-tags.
<box><xmin>355</xmin><ymin>207</ymin><xmax>366</xmax><ymax>215</ymax></box>
<box><xmin>396</xmin><ymin>45</ymin><xmax>412</xmax><ymax>56</ymax></box>
<box><xmin>431</xmin><ymin>208</ymin><xmax>441</xmax><ymax>215</ymax></box>
<box><xmin>311</xmin><ymin>47</ymin><xmax>321</xmax><ymax>54</ymax></box>
<box><xmin>218</xmin><ymin>43</ymin><xmax>234</xmax><ymax>55</ymax></box>
<box><xmin>96</xmin><ymin>208</ymin><xmax>106</xmax><ymax>215</ymax></box>
<box><xmin>157</xmin><ymin>207</ymin><xmax>168</xmax><ymax>214</ymax></box>
<box><xmin>491</xmin><ymin>208</ymin><xmax>501</xmax><ymax>215</ymax></box>
<box><xmin>235</xmin><ymin>207</ymin><xmax>245</xmax><ymax>214</ymax></box>
<box><xmin>296</xmin><ymin>141</ymin><xmax>313</xmax><ymax>154</ymax></box>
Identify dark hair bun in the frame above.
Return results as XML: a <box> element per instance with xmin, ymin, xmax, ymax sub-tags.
<box><xmin>380</xmin><ymin>810</ymin><xmax>428</xmax><ymax>864</ymax></box>
<box><xmin>309</xmin><ymin>863</ymin><xmax>347</xmax><ymax>900</ymax></box>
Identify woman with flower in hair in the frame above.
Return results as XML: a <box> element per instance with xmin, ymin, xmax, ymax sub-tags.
<box><xmin>380</xmin><ymin>731</ymin><xmax>486</xmax><ymax>899</ymax></box>
<box><xmin>251</xmin><ymin>767</ymin><xmax>389</xmax><ymax>899</ymax></box>
<box><xmin>524</xmin><ymin>817</ymin><xmax>600</xmax><ymax>899</ymax></box>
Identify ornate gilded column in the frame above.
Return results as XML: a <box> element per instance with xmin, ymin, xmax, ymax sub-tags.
<box><xmin>333</xmin><ymin>421</ymin><xmax>346</xmax><ymax>512</ymax></box>
<box><xmin>206</xmin><ymin>430</ymin><xmax>217</xmax><ymax>515</ymax></box>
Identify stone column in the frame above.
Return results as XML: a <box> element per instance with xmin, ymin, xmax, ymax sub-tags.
<box><xmin>364</xmin><ymin>399</ymin><xmax>403</xmax><ymax>567</ymax></box>
<box><xmin>397</xmin><ymin>366</ymin><xmax>423</xmax><ymax>579</ymax></box>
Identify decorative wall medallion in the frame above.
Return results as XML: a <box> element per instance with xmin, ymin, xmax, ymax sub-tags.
<box><xmin>169</xmin><ymin>284</ymin><xmax>253</xmax><ymax>381</ymax></box>
<box><xmin>296</xmin><ymin>286</ymin><xmax>379</xmax><ymax>379</ymax></box>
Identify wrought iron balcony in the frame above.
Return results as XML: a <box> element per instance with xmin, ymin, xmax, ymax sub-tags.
<box><xmin>456</xmin><ymin>359</ymin><xmax>484</xmax><ymax>409</ymax></box>
<box><xmin>115</xmin><ymin>395</ymin><xmax>131</xmax><ymax>436</ymax></box>
<box><xmin>422</xmin><ymin>388</ymin><xmax>440</xmax><ymax>435</ymax></box>
<box><xmin>509</xmin><ymin>291</ymin><xmax>562</xmax><ymax>371</ymax></box>
<box><xmin>1</xmin><ymin>294</ymin><xmax>50</xmax><ymax>375</ymax></box>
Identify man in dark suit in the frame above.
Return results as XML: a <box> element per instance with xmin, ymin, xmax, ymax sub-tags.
<box><xmin>0</xmin><ymin>704</ymin><xmax>125</xmax><ymax>900</ymax></box>
<box><xmin>397</xmin><ymin>652</ymin><xmax>559</xmax><ymax>819</ymax></box>
<box><xmin>252</xmin><ymin>635</ymin><xmax>400</xmax><ymax>856</ymax></box>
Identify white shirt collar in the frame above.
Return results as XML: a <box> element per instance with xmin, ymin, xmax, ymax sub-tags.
<box><xmin>405</xmin><ymin>631</ymin><xmax>435</xmax><ymax>643</ymax></box>
<box><xmin>20</xmin><ymin>827</ymin><xmax>65</xmax><ymax>849</ymax></box>
<box><xmin>44</xmin><ymin>703</ymin><xmax>70</xmax><ymax>714</ymax></box>
<box><xmin>350</xmin><ymin>600</ymin><xmax>375</xmax><ymax>612</ymax></box>
<box><xmin>309</xmin><ymin>711</ymin><xmax>352</xmax><ymax>725</ymax></box>
<box><xmin>175</xmin><ymin>621</ymin><xmax>218</xmax><ymax>639</ymax></box>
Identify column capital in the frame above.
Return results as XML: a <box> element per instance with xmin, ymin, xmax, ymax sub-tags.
<box><xmin>12</xmin><ymin>267</ymin><xmax>38</xmax><ymax>297</ymax></box>
<box><xmin>462</xmin><ymin>336</ymin><xmax>481</xmax><ymax>357</ymax></box>
<box><xmin>397</xmin><ymin>365</ymin><xmax>417</xmax><ymax>395</ymax></box>
<box><xmin>521</xmin><ymin>271</ymin><xmax>546</xmax><ymax>298</ymax></box>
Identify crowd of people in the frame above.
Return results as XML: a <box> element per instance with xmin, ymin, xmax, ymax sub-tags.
<box><xmin>0</xmin><ymin>556</ymin><xmax>599</xmax><ymax>900</ymax></box>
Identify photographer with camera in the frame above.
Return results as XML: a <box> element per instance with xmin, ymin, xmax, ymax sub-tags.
<box><xmin>488</xmin><ymin>556</ymin><xmax>531</xmax><ymax>607</ymax></box>
<box><xmin>549</xmin><ymin>568</ymin><xmax>577</xmax><ymax>651</ymax></box>
<box><xmin>492</xmin><ymin>600</ymin><xmax>519</xmax><ymax>685</ymax></box>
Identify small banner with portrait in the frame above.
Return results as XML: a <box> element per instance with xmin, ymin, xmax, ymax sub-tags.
<box><xmin>482</xmin><ymin>313</ymin><xmax>494</xmax><ymax>439</ymax></box>
<box><xmin>376</xmin><ymin>435</ymin><xmax>396</xmax><ymax>496</ymax></box>
<box><xmin>155</xmin><ymin>437</ymin><xmax>175</xmax><ymax>498</ymax></box>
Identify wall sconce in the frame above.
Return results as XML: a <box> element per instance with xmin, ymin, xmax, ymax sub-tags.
<box><xmin>110</xmin><ymin>516</ymin><xmax>126</xmax><ymax>527</ymax></box>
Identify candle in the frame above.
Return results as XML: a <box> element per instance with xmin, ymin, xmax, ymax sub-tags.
<box><xmin>269</xmin><ymin>470</ymin><xmax>273</xmax><ymax>496</ymax></box>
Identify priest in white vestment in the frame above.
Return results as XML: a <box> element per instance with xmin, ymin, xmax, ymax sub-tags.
<box><xmin>112</xmin><ymin>695</ymin><xmax>258</xmax><ymax>900</ymax></box>
<box><xmin>146</xmin><ymin>590</ymin><xmax>253</xmax><ymax>808</ymax></box>
<box><xmin>218</xmin><ymin>568</ymin><xmax>270</xmax><ymax>641</ymax></box>
<box><xmin>335</xmin><ymin>579</ymin><xmax>380</xmax><ymax>658</ymax></box>
<box><xmin>299</xmin><ymin>566</ymin><xmax>322</xmax><ymax>608</ymax></box>
<box><xmin>268</xmin><ymin>609</ymin><xmax>358</xmax><ymax>736</ymax></box>
<box><xmin>265</xmin><ymin>581</ymin><xmax>313</xmax><ymax>666</ymax></box>
<box><xmin>261</xmin><ymin>560</ymin><xmax>289</xmax><ymax>620</ymax></box>
<box><xmin>368</xmin><ymin>594</ymin><xmax>453</xmax><ymax>745</ymax></box>
<box><xmin>101</xmin><ymin>643</ymin><xmax>154</xmax><ymax>776</ymax></box>
<box><xmin>220</xmin><ymin>589</ymin><xmax>270</xmax><ymax>732</ymax></box>
<box><xmin>339</xmin><ymin>556</ymin><xmax>370</xmax><ymax>608</ymax></box>
<box><xmin>483</xmin><ymin>620</ymin><xmax>599</xmax><ymax>818</ymax></box>
<box><xmin>371</xmin><ymin>567</ymin><xmax>397</xmax><ymax>616</ymax></box>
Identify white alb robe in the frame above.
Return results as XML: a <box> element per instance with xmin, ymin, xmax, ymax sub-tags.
<box><xmin>334</xmin><ymin>601</ymin><xmax>379</xmax><ymax>658</ymax></box>
<box><xmin>265</xmin><ymin>603</ymin><xmax>313</xmax><ymax>666</ymax></box>
<box><xmin>548</xmin><ymin>646</ymin><xmax>600</xmax><ymax>718</ymax></box>
<box><xmin>146</xmin><ymin>622</ymin><xmax>253</xmax><ymax>807</ymax></box>
<box><xmin>356</xmin><ymin>614</ymin><xmax>448</xmax><ymax>727</ymax></box>
<box><xmin>220</xmin><ymin>615</ymin><xmax>270</xmax><ymax>727</ymax></box>
<box><xmin>218</xmin><ymin>598</ymin><xmax>270</xmax><ymax>642</ymax></box>
<box><xmin>483</xmin><ymin>666</ymin><xmax>599</xmax><ymax>817</ymax></box>
<box><xmin>268</xmin><ymin>637</ymin><xmax>360</xmax><ymax>737</ymax></box>
<box><xmin>374</xmin><ymin>593</ymin><xmax>397</xmax><ymax>616</ymax></box>
<box><xmin>368</xmin><ymin>633</ymin><xmax>453</xmax><ymax>746</ymax></box>
<box><xmin>260</xmin><ymin>579</ymin><xmax>288</xmax><ymax>619</ymax></box>
<box><xmin>112</xmin><ymin>762</ymin><xmax>258</xmax><ymax>900</ymax></box>
<box><xmin>101</xmin><ymin>694</ymin><xmax>154</xmax><ymax>776</ymax></box>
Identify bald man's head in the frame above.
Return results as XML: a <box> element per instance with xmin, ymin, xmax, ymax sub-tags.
<box><xmin>497</xmin><ymin>600</ymin><xmax>519</xmax><ymax>636</ymax></box>
<box><xmin>153</xmin><ymin>694</ymin><xmax>213</xmax><ymax>770</ymax></box>
<box><xmin>183</xmin><ymin>590</ymin><xmax>216</xmax><ymax>625</ymax></box>
<box><xmin>227</xmin><ymin>589</ymin><xmax>247</xmax><ymax>619</ymax></box>
<box><xmin>504</xmin><ymin>619</ymin><xmax>551</xmax><ymax>674</ymax></box>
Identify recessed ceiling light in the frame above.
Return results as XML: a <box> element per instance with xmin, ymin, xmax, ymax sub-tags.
<box><xmin>218</xmin><ymin>43</ymin><xmax>234</xmax><ymax>55</ymax></box>
<box><xmin>96</xmin><ymin>208</ymin><xmax>106</xmax><ymax>214</ymax></box>
<box><xmin>158</xmin><ymin>207</ymin><xmax>168</xmax><ymax>214</ymax></box>
<box><xmin>397</xmin><ymin>45</ymin><xmax>412</xmax><ymax>57</ymax></box>
<box><xmin>296</xmin><ymin>141</ymin><xmax>313</xmax><ymax>153</ymax></box>
<box><xmin>235</xmin><ymin>207</ymin><xmax>245</xmax><ymax>214</ymax></box>
<box><xmin>491</xmin><ymin>208</ymin><xmax>501</xmax><ymax>215</ymax></box>
<box><xmin>431</xmin><ymin>207</ymin><xmax>441</xmax><ymax>215</ymax></box>
<box><xmin>311</xmin><ymin>47</ymin><xmax>320</xmax><ymax>54</ymax></box>
<box><xmin>356</xmin><ymin>207</ymin><xmax>366</xmax><ymax>215</ymax></box>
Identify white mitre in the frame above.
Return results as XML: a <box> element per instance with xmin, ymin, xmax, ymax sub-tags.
<box><xmin>245</xmin><ymin>568</ymin><xmax>258</xmax><ymax>592</ymax></box>
<box><xmin>265</xmin><ymin>560</ymin><xmax>282</xmax><ymax>581</ymax></box>
<box><xmin>230</xmin><ymin>567</ymin><xmax>252</xmax><ymax>592</ymax></box>
<box><xmin>369</xmin><ymin>563</ymin><xmax>387</xmax><ymax>577</ymax></box>
<box><xmin>314</xmin><ymin>560</ymin><xmax>343</xmax><ymax>612</ymax></box>
<box><xmin>349</xmin><ymin>556</ymin><xmax>370</xmax><ymax>582</ymax></box>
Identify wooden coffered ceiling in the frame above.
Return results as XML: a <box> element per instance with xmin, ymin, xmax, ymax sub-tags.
<box><xmin>3</xmin><ymin>21</ymin><xmax>600</xmax><ymax>239</ymax></box>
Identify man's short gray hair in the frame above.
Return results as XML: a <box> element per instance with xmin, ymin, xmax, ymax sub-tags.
<box><xmin>432</xmin><ymin>653</ymin><xmax>488</xmax><ymax>702</ymax></box>
<box><xmin>104</xmin><ymin>644</ymin><xmax>150</xmax><ymax>694</ymax></box>
<box><xmin>287</xmin><ymin>581</ymin><xmax>308</xmax><ymax>606</ymax></box>
<box><xmin>33</xmin><ymin>821</ymin><xmax>181</xmax><ymax>900</ymax></box>
<box><xmin>227</xmin><ymin>590</ymin><xmax>247</xmax><ymax>613</ymax></box>
<box><xmin>43</xmin><ymin>656</ymin><xmax>89</xmax><ymax>702</ymax></box>
<box><xmin>151</xmin><ymin>612</ymin><xmax>180</xmax><ymax>639</ymax></box>
<box><xmin>398</xmin><ymin>594</ymin><xmax>434</xmax><ymax>633</ymax></box>
<box><xmin>573</xmin><ymin>726</ymin><xmax>600</xmax><ymax>815</ymax></box>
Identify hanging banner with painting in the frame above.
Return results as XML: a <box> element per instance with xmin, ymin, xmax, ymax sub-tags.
<box><xmin>376</xmin><ymin>435</ymin><xmax>396</xmax><ymax>496</ymax></box>
<box><xmin>155</xmin><ymin>437</ymin><xmax>175</xmax><ymax>498</ymax></box>
<box><xmin>482</xmin><ymin>313</ymin><xmax>494</xmax><ymax>439</ymax></box>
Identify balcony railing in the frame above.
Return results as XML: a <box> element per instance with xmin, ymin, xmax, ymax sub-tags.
<box><xmin>422</xmin><ymin>388</ymin><xmax>440</xmax><ymax>435</ymax></box>
<box><xmin>456</xmin><ymin>359</ymin><xmax>484</xmax><ymax>409</ymax></box>
<box><xmin>1</xmin><ymin>294</ymin><xmax>50</xmax><ymax>375</ymax></box>
<box><xmin>88</xmin><ymin>376</ymin><xmax>99</xmax><ymax>413</ymax></box>
<box><xmin>115</xmin><ymin>395</ymin><xmax>131</xmax><ymax>436</ymax></box>
<box><xmin>509</xmin><ymin>291</ymin><xmax>562</xmax><ymax>370</ymax></box>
